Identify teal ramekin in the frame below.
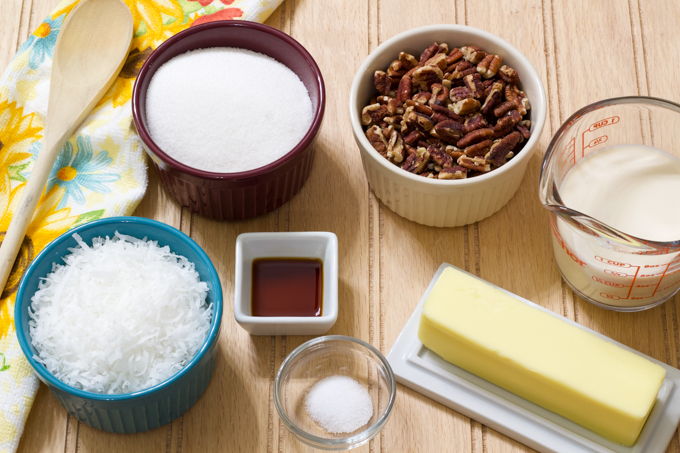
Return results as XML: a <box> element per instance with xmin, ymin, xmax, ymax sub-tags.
<box><xmin>15</xmin><ymin>216</ymin><xmax>223</xmax><ymax>433</ymax></box>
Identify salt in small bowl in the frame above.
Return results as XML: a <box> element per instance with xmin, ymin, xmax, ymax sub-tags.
<box><xmin>274</xmin><ymin>335</ymin><xmax>396</xmax><ymax>450</ymax></box>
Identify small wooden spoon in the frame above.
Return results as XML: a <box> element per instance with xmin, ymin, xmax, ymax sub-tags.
<box><xmin>0</xmin><ymin>0</ymin><xmax>133</xmax><ymax>292</ymax></box>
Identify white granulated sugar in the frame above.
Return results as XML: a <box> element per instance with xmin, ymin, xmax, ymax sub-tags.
<box><xmin>28</xmin><ymin>232</ymin><xmax>213</xmax><ymax>394</ymax></box>
<box><xmin>304</xmin><ymin>375</ymin><xmax>374</xmax><ymax>434</ymax></box>
<box><xmin>145</xmin><ymin>47</ymin><xmax>314</xmax><ymax>173</ymax></box>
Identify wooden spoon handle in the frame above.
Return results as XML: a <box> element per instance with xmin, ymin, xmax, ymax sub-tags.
<box><xmin>0</xmin><ymin>135</ymin><xmax>64</xmax><ymax>293</ymax></box>
<box><xmin>0</xmin><ymin>0</ymin><xmax>132</xmax><ymax>297</ymax></box>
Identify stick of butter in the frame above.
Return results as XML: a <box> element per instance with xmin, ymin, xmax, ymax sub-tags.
<box><xmin>417</xmin><ymin>267</ymin><xmax>666</xmax><ymax>446</ymax></box>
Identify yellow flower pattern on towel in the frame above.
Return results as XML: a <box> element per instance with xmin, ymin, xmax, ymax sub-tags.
<box><xmin>0</xmin><ymin>100</ymin><xmax>41</xmax><ymax>170</ymax></box>
<box><xmin>0</xmin><ymin>0</ymin><xmax>282</xmax><ymax>451</ymax></box>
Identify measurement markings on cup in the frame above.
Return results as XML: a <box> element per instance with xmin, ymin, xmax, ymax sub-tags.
<box><xmin>559</xmin><ymin>137</ymin><xmax>576</xmax><ymax>174</ymax></box>
<box><xmin>593</xmin><ymin>255</ymin><xmax>680</xmax><ymax>300</ymax></box>
<box><xmin>581</xmin><ymin>116</ymin><xmax>620</xmax><ymax>158</ymax></box>
<box><xmin>592</xmin><ymin>276</ymin><xmax>625</xmax><ymax>288</ymax></box>
<box><xmin>585</xmin><ymin>135</ymin><xmax>608</xmax><ymax>149</ymax></box>
<box><xmin>595</xmin><ymin>256</ymin><xmax>640</xmax><ymax>300</ymax></box>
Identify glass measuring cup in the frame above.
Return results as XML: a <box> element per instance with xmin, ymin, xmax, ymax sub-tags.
<box><xmin>539</xmin><ymin>97</ymin><xmax>680</xmax><ymax>311</ymax></box>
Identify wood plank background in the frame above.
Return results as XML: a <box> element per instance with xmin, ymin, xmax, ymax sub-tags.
<box><xmin>1</xmin><ymin>0</ymin><xmax>679</xmax><ymax>451</ymax></box>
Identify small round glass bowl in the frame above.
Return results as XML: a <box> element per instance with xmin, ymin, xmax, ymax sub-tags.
<box><xmin>274</xmin><ymin>335</ymin><xmax>396</xmax><ymax>450</ymax></box>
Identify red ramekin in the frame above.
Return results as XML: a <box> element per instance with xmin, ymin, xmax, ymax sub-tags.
<box><xmin>132</xmin><ymin>21</ymin><xmax>326</xmax><ymax>221</ymax></box>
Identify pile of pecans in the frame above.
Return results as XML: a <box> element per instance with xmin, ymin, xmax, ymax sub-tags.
<box><xmin>362</xmin><ymin>42</ymin><xmax>531</xmax><ymax>179</ymax></box>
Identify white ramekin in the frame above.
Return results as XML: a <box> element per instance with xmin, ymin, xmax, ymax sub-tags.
<box><xmin>234</xmin><ymin>232</ymin><xmax>338</xmax><ymax>336</ymax></box>
<box><xmin>349</xmin><ymin>25</ymin><xmax>547</xmax><ymax>227</ymax></box>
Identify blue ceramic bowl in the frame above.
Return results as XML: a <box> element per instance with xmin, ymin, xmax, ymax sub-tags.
<box><xmin>15</xmin><ymin>217</ymin><xmax>223</xmax><ymax>433</ymax></box>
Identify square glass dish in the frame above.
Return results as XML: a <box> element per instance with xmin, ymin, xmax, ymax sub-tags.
<box><xmin>234</xmin><ymin>232</ymin><xmax>338</xmax><ymax>335</ymax></box>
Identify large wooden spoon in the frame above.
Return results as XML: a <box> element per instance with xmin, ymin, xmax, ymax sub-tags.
<box><xmin>0</xmin><ymin>0</ymin><xmax>133</xmax><ymax>293</ymax></box>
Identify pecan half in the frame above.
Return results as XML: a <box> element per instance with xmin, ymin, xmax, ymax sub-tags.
<box><xmin>401</xmin><ymin>146</ymin><xmax>430</xmax><ymax>173</ymax></box>
<box><xmin>494</xmin><ymin>99</ymin><xmax>518</xmax><ymax>117</ymax></box>
<box><xmin>414</xmin><ymin>103</ymin><xmax>434</xmax><ymax>116</ymax></box>
<box><xmin>419</xmin><ymin>43</ymin><xmax>439</xmax><ymax>66</ymax></box>
<box><xmin>434</xmin><ymin>120</ymin><xmax>465</xmax><ymax>144</ymax></box>
<box><xmin>516</xmin><ymin>123</ymin><xmax>531</xmax><ymax>140</ymax></box>
<box><xmin>386</xmin><ymin>127</ymin><xmax>405</xmax><ymax>163</ymax></box>
<box><xmin>486</xmin><ymin>131</ymin><xmax>521</xmax><ymax>166</ymax></box>
<box><xmin>446</xmin><ymin>48</ymin><xmax>463</xmax><ymax>66</ymax></box>
<box><xmin>438</xmin><ymin>166</ymin><xmax>468</xmax><ymax>179</ymax></box>
<box><xmin>413</xmin><ymin>91</ymin><xmax>432</xmax><ymax>104</ymax></box>
<box><xmin>457</xmin><ymin>128</ymin><xmax>494</xmax><ymax>148</ymax></box>
<box><xmin>445</xmin><ymin>145</ymin><xmax>464</xmax><ymax>159</ymax></box>
<box><xmin>387</xmin><ymin>59</ymin><xmax>407</xmax><ymax>78</ymax></box>
<box><xmin>504</xmin><ymin>84</ymin><xmax>529</xmax><ymax>115</ymax></box>
<box><xmin>429</xmin><ymin>146</ymin><xmax>454</xmax><ymax>168</ymax></box>
<box><xmin>415</xmin><ymin>112</ymin><xmax>435</xmax><ymax>131</ymax></box>
<box><xmin>463</xmin><ymin>113</ymin><xmax>488</xmax><ymax>133</ymax></box>
<box><xmin>481</xmin><ymin>81</ymin><xmax>504</xmax><ymax>115</ymax></box>
<box><xmin>519</xmin><ymin>93</ymin><xmax>531</xmax><ymax>114</ymax></box>
<box><xmin>374</xmin><ymin>71</ymin><xmax>391</xmax><ymax>95</ymax></box>
<box><xmin>452</xmin><ymin>60</ymin><xmax>477</xmax><ymax>80</ymax></box>
<box><xmin>458</xmin><ymin>155</ymin><xmax>491</xmax><ymax>172</ymax></box>
<box><xmin>477</xmin><ymin>54</ymin><xmax>502</xmax><ymax>78</ymax></box>
<box><xmin>452</xmin><ymin>98</ymin><xmax>481</xmax><ymax>115</ymax></box>
<box><xmin>404</xmin><ymin>129</ymin><xmax>425</xmax><ymax>145</ymax></box>
<box><xmin>366</xmin><ymin>125</ymin><xmax>388</xmax><ymax>155</ymax></box>
<box><xmin>397</xmin><ymin>76</ymin><xmax>413</xmax><ymax>102</ymax></box>
<box><xmin>386</xmin><ymin>98</ymin><xmax>404</xmax><ymax>116</ymax></box>
<box><xmin>383</xmin><ymin>115</ymin><xmax>402</xmax><ymax>127</ymax></box>
<box><xmin>362</xmin><ymin>103</ymin><xmax>387</xmax><ymax>126</ymax></box>
<box><xmin>424</xmin><ymin>53</ymin><xmax>448</xmax><ymax>71</ymax></box>
<box><xmin>464</xmin><ymin>73</ymin><xmax>484</xmax><ymax>98</ymax></box>
<box><xmin>464</xmin><ymin>139</ymin><xmax>493</xmax><ymax>157</ymax></box>
<box><xmin>399</xmin><ymin>52</ymin><xmax>418</xmax><ymax>70</ymax></box>
<box><xmin>432</xmin><ymin>104</ymin><xmax>462</xmax><ymax>122</ymax></box>
<box><xmin>460</xmin><ymin>46</ymin><xmax>487</xmax><ymax>64</ymax></box>
<box><xmin>483</xmin><ymin>79</ymin><xmax>505</xmax><ymax>98</ymax></box>
<box><xmin>498</xmin><ymin>65</ymin><xmax>520</xmax><ymax>84</ymax></box>
<box><xmin>400</xmin><ymin>105</ymin><xmax>414</xmax><ymax>134</ymax></box>
<box><xmin>449</xmin><ymin>86</ymin><xmax>474</xmax><ymax>102</ymax></box>
<box><xmin>493</xmin><ymin>110</ymin><xmax>522</xmax><ymax>134</ymax></box>
<box><xmin>429</xmin><ymin>83</ymin><xmax>449</xmax><ymax>105</ymax></box>
<box><xmin>400</xmin><ymin>153</ymin><xmax>416</xmax><ymax>170</ymax></box>
<box><xmin>412</xmin><ymin>65</ymin><xmax>444</xmax><ymax>91</ymax></box>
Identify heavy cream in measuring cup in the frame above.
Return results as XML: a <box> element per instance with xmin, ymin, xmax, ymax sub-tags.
<box><xmin>553</xmin><ymin>144</ymin><xmax>680</xmax><ymax>307</ymax></box>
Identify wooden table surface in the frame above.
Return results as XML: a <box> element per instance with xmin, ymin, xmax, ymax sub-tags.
<box><xmin>3</xmin><ymin>0</ymin><xmax>680</xmax><ymax>452</ymax></box>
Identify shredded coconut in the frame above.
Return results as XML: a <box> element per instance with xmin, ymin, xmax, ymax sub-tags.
<box><xmin>304</xmin><ymin>375</ymin><xmax>374</xmax><ymax>434</ymax></box>
<box><xmin>28</xmin><ymin>232</ymin><xmax>213</xmax><ymax>394</ymax></box>
<box><xmin>145</xmin><ymin>47</ymin><xmax>314</xmax><ymax>173</ymax></box>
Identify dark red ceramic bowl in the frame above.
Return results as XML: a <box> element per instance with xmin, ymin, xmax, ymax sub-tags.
<box><xmin>132</xmin><ymin>21</ymin><xmax>325</xmax><ymax>221</ymax></box>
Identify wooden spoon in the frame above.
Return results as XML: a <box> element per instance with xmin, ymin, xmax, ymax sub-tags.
<box><xmin>0</xmin><ymin>0</ymin><xmax>133</xmax><ymax>292</ymax></box>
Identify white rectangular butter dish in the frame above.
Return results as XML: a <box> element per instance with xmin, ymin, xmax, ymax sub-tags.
<box><xmin>386</xmin><ymin>263</ymin><xmax>680</xmax><ymax>453</ymax></box>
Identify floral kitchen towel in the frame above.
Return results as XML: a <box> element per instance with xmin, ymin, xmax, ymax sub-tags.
<box><xmin>0</xmin><ymin>0</ymin><xmax>282</xmax><ymax>451</ymax></box>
